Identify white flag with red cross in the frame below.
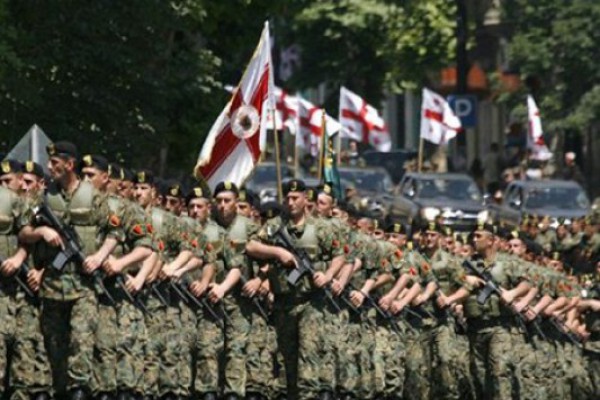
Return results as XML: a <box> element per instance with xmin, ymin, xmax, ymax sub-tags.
<box><xmin>339</xmin><ymin>86</ymin><xmax>391</xmax><ymax>151</ymax></box>
<box><xmin>420</xmin><ymin>88</ymin><xmax>462</xmax><ymax>145</ymax></box>
<box><xmin>297</xmin><ymin>97</ymin><xmax>340</xmax><ymax>156</ymax></box>
<box><xmin>194</xmin><ymin>22</ymin><xmax>274</xmax><ymax>190</ymax></box>
<box><xmin>271</xmin><ymin>86</ymin><xmax>299</xmax><ymax>132</ymax></box>
<box><xmin>527</xmin><ymin>95</ymin><xmax>552</xmax><ymax>160</ymax></box>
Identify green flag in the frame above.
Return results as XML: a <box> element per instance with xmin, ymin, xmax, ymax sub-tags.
<box><xmin>322</xmin><ymin>132</ymin><xmax>342</xmax><ymax>200</ymax></box>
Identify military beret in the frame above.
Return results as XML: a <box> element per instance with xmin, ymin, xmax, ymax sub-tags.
<box><xmin>475</xmin><ymin>219</ymin><xmax>498</xmax><ymax>235</ymax></box>
<box><xmin>283</xmin><ymin>179</ymin><xmax>306</xmax><ymax>195</ymax></box>
<box><xmin>0</xmin><ymin>159</ymin><xmax>23</xmax><ymax>176</ymax></box>
<box><xmin>186</xmin><ymin>186</ymin><xmax>210</xmax><ymax>202</ymax></box>
<box><xmin>386</xmin><ymin>220</ymin><xmax>407</xmax><ymax>235</ymax></box>
<box><xmin>155</xmin><ymin>178</ymin><xmax>168</xmax><ymax>196</ymax></box>
<box><xmin>22</xmin><ymin>160</ymin><xmax>44</xmax><ymax>178</ymax></box>
<box><xmin>46</xmin><ymin>141</ymin><xmax>78</xmax><ymax>160</ymax></box>
<box><xmin>213</xmin><ymin>181</ymin><xmax>239</xmax><ymax>197</ymax></box>
<box><xmin>318</xmin><ymin>182</ymin><xmax>334</xmax><ymax>198</ymax></box>
<box><xmin>260</xmin><ymin>201</ymin><xmax>282</xmax><ymax>220</ymax></box>
<box><xmin>238</xmin><ymin>188</ymin><xmax>256</xmax><ymax>205</ymax></box>
<box><xmin>134</xmin><ymin>169</ymin><xmax>154</xmax><ymax>185</ymax></box>
<box><xmin>108</xmin><ymin>163</ymin><xmax>123</xmax><ymax>180</ymax></box>
<box><xmin>373</xmin><ymin>218</ymin><xmax>386</xmax><ymax>232</ymax></box>
<box><xmin>443</xmin><ymin>225</ymin><xmax>454</xmax><ymax>237</ymax></box>
<box><xmin>424</xmin><ymin>220</ymin><xmax>443</xmax><ymax>234</ymax></box>
<box><xmin>165</xmin><ymin>180</ymin><xmax>183</xmax><ymax>198</ymax></box>
<box><xmin>305</xmin><ymin>187</ymin><xmax>317</xmax><ymax>202</ymax></box>
<box><xmin>122</xmin><ymin>168</ymin><xmax>135</xmax><ymax>182</ymax></box>
<box><xmin>80</xmin><ymin>154</ymin><xmax>109</xmax><ymax>172</ymax></box>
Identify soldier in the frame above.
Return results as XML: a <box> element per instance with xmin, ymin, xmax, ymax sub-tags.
<box><xmin>18</xmin><ymin>142</ymin><xmax>124</xmax><ymax>399</ymax></box>
<box><xmin>207</xmin><ymin>181</ymin><xmax>258</xmax><ymax>400</ymax></box>
<box><xmin>247</xmin><ymin>179</ymin><xmax>347</xmax><ymax>400</ymax></box>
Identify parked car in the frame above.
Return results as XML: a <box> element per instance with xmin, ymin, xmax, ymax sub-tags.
<box><xmin>338</xmin><ymin>166</ymin><xmax>395</xmax><ymax>217</ymax></box>
<box><xmin>389</xmin><ymin>172</ymin><xmax>486</xmax><ymax>230</ymax></box>
<box><xmin>488</xmin><ymin>179</ymin><xmax>590</xmax><ymax>227</ymax></box>
<box><xmin>361</xmin><ymin>149</ymin><xmax>417</xmax><ymax>184</ymax></box>
<box><xmin>244</xmin><ymin>162</ymin><xmax>299</xmax><ymax>201</ymax></box>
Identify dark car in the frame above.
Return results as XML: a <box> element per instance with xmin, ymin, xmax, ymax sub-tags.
<box><xmin>338</xmin><ymin>166</ymin><xmax>395</xmax><ymax>217</ymax></box>
<box><xmin>361</xmin><ymin>149</ymin><xmax>418</xmax><ymax>184</ymax></box>
<box><xmin>244</xmin><ymin>162</ymin><xmax>299</xmax><ymax>201</ymax></box>
<box><xmin>389</xmin><ymin>172</ymin><xmax>486</xmax><ymax>230</ymax></box>
<box><xmin>488</xmin><ymin>180</ymin><xmax>590</xmax><ymax>227</ymax></box>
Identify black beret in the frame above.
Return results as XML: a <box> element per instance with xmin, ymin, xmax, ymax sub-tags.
<box><xmin>122</xmin><ymin>168</ymin><xmax>135</xmax><ymax>182</ymax></box>
<box><xmin>47</xmin><ymin>141</ymin><xmax>78</xmax><ymax>160</ymax></box>
<box><xmin>305</xmin><ymin>187</ymin><xmax>317</xmax><ymax>202</ymax></box>
<box><xmin>373</xmin><ymin>218</ymin><xmax>386</xmax><ymax>231</ymax></box>
<box><xmin>108</xmin><ymin>163</ymin><xmax>123</xmax><ymax>180</ymax></box>
<box><xmin>0</xmin><ymin>159</ymin><xmax>23</xmax><ymax>176</ymax></box>
<box><xmin>386</xmin><ymin>220</ymin><xmax>407</xmax><ymax>234</ymax></box>
<box><xmin>186</xmin><ymin>186</ymin><xmax>211</xmax><ymax>202</ymax></box>
<box><xmin>283</xmin><ymin>179</ymin><xmax>306</xmax><ymax>195</ymax></box>
<box><xmin>80</xmin><ymin>154</ymin><xmax>109</xmax><ymax>172</ymax></box>
<box><xmin>238</xmin><ymin>188</ymin><xmax>255</xmax><ymax>204</ymax></box>
<box><xmin>475</xmin><ymin>220</ymin><xmax>498</xmax><ymax>235</ymax></box>
<box><xmin>165</xmin><ymin>180</ymin><xmax>183</xmax><ymax>198</ymax></box>
<box><xmin>423</xmin><ymin>220</ymin><xmax>443</xmax><ymax>234</ymax></box>
<box><xmin>22</xmin><ymin>160</ymin><xmax>44</xmax><ymax>178</ymax></box>
<box><xmin>260</xmin><ymin>201</ymin><xmax>282</xmax><ymax>219</ymax></box>
<box><xmin>317</xmin><ymin>182</ymin><xmax>334</xmax><ymax>198</ymax></box>
<box><xmin>213</xmin><ymin>181</ymin><xmax>239</xmax><ymax>197</ymax></box>
<box><xmin>134</xmin><ymin>169</ymin><xmax>154</xmax><ymax>185</ymax></box>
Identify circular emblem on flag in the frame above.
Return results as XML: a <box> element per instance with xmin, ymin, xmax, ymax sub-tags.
<box><xmin>231</xmin><ymin>105</ymin><xmax>260</xmax><ymax>139</ymax></box>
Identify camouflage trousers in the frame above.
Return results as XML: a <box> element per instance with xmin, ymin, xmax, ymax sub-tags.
<box><xmin>427</xmin><ymin>323</ymin><xmax>474</xmax><ymax>400</ymax></box>
<box><xmin>192</xmin><ymin>306</ymin><xmax>224</xmax><ymax>397</ymax></box>
<box><xmin>336</xmin><ymin>311</ymin><xmax>377</xmax><ymax>399</ymax></box>
<box><xmin>584</xmin><ymin>345</ymin><xmax>600</xmax><ymax>398</ymax></box>
<box><xmin>245</xmin><ymin>304</ymin><xmax>284</xmax><ymax>399</ymax></box>
<box><xmin>467</xmin><ymin>319</ymin><xmax>520</xmax><ymax>400</ymax></box>
<box><xmin>560</xmin><ymin>340</ymin><xmax>593</xmax><ymax>400</ymax></box>
<box><xmin>403</xmin><ymin>322</ymin><xmax>433</xmax><ymax>400</ymax></box>
<box><xmin>0</xmin><ymin>294</ymin><xmax>53</xmax><ymax>400</ymax></box>
<box><xmin>41</xmin><ymin>291</ymin><xmax>98</xmax><ymax>395</ymax></box>
<box><xmin>512</xmin><ymin>331</ymin><xmax>557</xmax><ymax>400</ymax></box>
<box><xmin>222</xmin><ymin>296</ymin><xmax>252</xmax><ymax>397</ymax></box>
<box><xmin>144</xmin><ymin>299</ymin><xmax>190</xmax><ymax>397</ymax></box>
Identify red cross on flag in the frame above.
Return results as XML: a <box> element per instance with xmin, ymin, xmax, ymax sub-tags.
<box><xmin>527</xmin><ymin>95</ymin><xmax>552</xmax><ymax>160</ymax></box>
<box><xmin>339</xmin><ymin>87</ymin><xmax>391</xmax><ymax>151</ymax></box>
<box><xmin>420</xmin><ymin>88</ymin><xmax>462</xmax><ymax>145</ymax></box>
<box><xmin>194</xmin><ymin>22</ymin><xmax>274</xmax><ymax>190</ymax></box>
<box><xmin>298</xmin><ymin>97</ymin><xmax>340</xmax><ymax>156</ymax></box>
<box><xmin>267</xmin><ymin>86</ymin><xmax>299</xmax><ymax>132</ymax></box>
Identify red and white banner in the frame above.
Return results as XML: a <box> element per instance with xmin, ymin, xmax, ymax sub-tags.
<box><xmin>339</xmin><ymin>87</ymin><xmax>391</xmax><ymax>151</ymax></box>
<box><xmin>194</xmin><ymin>22</ymin><xmax>274</xmax><ymax>190</ymax></box>
<box><xmin>297</xmin><ymin>97</ymin><xmax>340</xmax><ymax>156</ymax></box>
<box><xmin>527</xmin><ymin>95</ymin><xmax>552</xmax><ymax>160</ymax></box>
<box><xmin>271</xmin><ymin>86</ymin><xmax>299</xmax><ymax>132</ymax></box>
<box><xmin>420</xmin><ymin>88</ymin><xmax>462</xmax><ymax>145</ymax></box>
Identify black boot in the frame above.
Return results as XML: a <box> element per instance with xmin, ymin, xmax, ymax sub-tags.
<box><xmin>31</xmin><ymin>393</ymin><xmax>51</xmax><ymax>400</ymax></box>
<box><xmin>96</xmin><ymin>392</ymin><xmax>115</xmax><ymax>400</ymax></box>
<box><xmin>201</xmin><ymin>393</ymin><xmax>217</xmax><ymax>400</ymax></box>
<box><xmin>70</xmin><ymin>388</ymin><xmax>88</xmax><ymax>400</ymax></box>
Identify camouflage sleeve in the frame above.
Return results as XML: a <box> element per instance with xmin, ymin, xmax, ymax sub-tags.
<box><xmin>316</xmin><ymin>219</ymin><xmax>343</xmax><ymax>259</ymax></box>
<box><xmin>255</xmin><ymin>217</ymin><xmax>282</xmax><ymax>245</ymax></box>
<box><xmin>94</xmin><ymin>191</ymin><xmax>124</xmax><ymax>241</ymax></box>
<box><xmin>448</xmin><ymin>258</ymin><xmax>472</xmax><ymax>292</ymax></box>
<box><xmin>120</xmin><ymin>203</ymin><xmax>152</xmax><ymax>249</ymax></box>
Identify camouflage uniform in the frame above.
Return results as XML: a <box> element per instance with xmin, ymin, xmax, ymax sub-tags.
<box><xmin>583</xmin><ymin>283</ymin><xmax>600</xmax><ymax>398</ymax></box>
<box><xmin>26</xmin><ymin>181</ymin><xmax>122</xmax><ymax>396</ymax></box>
<box><xmin>258</xmin><ymin>215</ymin><xmax>344</xmax><ymax>400</ymax></box>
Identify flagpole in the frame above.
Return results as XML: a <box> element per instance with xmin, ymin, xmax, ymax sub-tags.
<box><xmin>272</xmin><ymin>108</ymin><xmax>283</xmax><ymax>203</ymax></box>
<box><xmin>418</xmin><ymin>137</ymin><xmax>424</xmax><ymax>172</ymax></box>
<box><xmin>294</xmin><ymin>145</ymin><xmax>300</xmax><ymax>178</ymax></box>
<box><xmin>317</xmin><ymin>110</ymin><xmax>326</xmax><ymax>181</ymax></box>
<box><xmin>336</xmin><ymin>128</ymin><xmax>342</xmax><ymax>165</ymax></box>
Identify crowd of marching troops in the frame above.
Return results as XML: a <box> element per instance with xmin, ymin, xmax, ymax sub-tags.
<box><xmin>0</xmin><ymin>140</ymin><xmax>599</xmax><ymax>400</ymax></box>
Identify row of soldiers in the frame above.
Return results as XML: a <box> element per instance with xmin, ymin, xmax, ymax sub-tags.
<box><xmin>0</xmin><ymin>140</ymin><xmax>599</xmax><ymax>400</ymax></box>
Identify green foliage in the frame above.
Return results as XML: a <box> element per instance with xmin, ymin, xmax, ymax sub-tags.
<box><xmin>504</xmin><ymin>0</ymin><xmax>600</xmax><ymax>132</ymax></box>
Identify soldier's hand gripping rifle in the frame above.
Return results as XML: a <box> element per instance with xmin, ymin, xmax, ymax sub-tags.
<box><xmin>0</xmin><ymin>255</ymin><xmax>35</xmax><ymax>298</ymax></box>
<box><xmin>462</xmin><ymin>260</ymin><xmax>548</xmax><ymax>342</ymax></box>
<box><xmin>112</xmin><ymin>274</ymin><xmax>149</xmax><ymax>314</ymax></box>
<box><xmin>169</xmin><ymin>275</ymin><xmax>230</xmax><ymax>330</ymax></box>
<box><xmin>32</xmin><ymin>199</ymin><xmax>116</xmax><ymax>305</ymax></box>
<box><xmin>267</xmin><ymin>224</ymin><xmax>342</xmax><ymax>312</ymax></box>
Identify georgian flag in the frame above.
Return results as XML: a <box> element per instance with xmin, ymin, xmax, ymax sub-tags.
<box><xmin>268</xmin><ymin>86</ymin><xmax>299</xmax><ymax>132</ymax></box>
<box><xmin>194</xmin><ymin>22</ymin><xmax>274</xmax><ymax>190</ymax></box>
<box><xmin>339</xmin><ymin>86</ymin><xmax>391</xmax><ymax>151</ymax></box>
<box><xmin>420</xmin><ymin>88</ymin><xmax>462</xmax><ymax>145</ymax></box>
<box><xmin>297</xmin><ymin>97</ymin><xmax>340</xmax><ymax>156</ymax></box>
<box><xmin>527</xmin><ymin>95</ymin><xmax>552</xmax><ymax>160</ymax></box>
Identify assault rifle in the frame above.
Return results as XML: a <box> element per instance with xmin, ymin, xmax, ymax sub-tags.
<box><xmin>267</xmin><ymin>224</ymin><xmax>342</xmax><ymax>312</ymax></box>
<box><xmin>32</xmin><ymin>199</ymin><xmax>116</xmax><ymax>305</ymax></box>
<box><xmin>169</xmin><ymin>276</ymin><xmax>230</xmax><ymax>330</ymax></box>
<box><xmin>114</xmin><ymin>274</ymin><xmax>149</xmax><ymax>314</ymax></box>
<box><xmin>0</xmin><ymin>255</ymin><xmax>35</xmax><ymax>298</ymax></box>
<box><xmin>239</xmin><ymin>275</ymin><xmax>270</xmax><ymax>322</ymax></box>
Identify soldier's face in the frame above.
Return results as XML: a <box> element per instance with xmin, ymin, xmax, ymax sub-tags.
<box><xmin>473</xmin><ymin>231</ymin><xmax>494</xmax><ymax>254</ymax></box>
<box><xmin>316</xmin><ymin>194</ymin><xmax>334</xmax><ymax>217</ymax></box>
<box><xmin>237</xmin><ymin>201</ymin><xmax>252</xmax><ymax>217</ymax></box>
<box><xmin>81</xmin><ymin>167</ymin><xmax>108</xmax><ymax>190</ymax></box>
<box><xmin>0</xmin><ymin>173</ymin><xmax>22</xmax><ymax>192</ymax></box>
<box><xmin>356</xmin><ymin>218</ymin><xmax>373</xmax><ymax>234</ymax></box>
<box><xmin>215</xmin><ymin>192</ymin><xmax>237</xmax><ymax>220</ymax></box>
<box><xmin>20</xmin><ymin>173</ymin><xmax>43</xmax><ymax>195</ymax></box>
<box><xmin>388</xmin><ymin>233</ymin><xmax>406</xmax><ymax>247</ymax></box>
<box><xmin>188</xmin><ymin>198</ymin><xmax>210</xmax><ymax>222</ymax></box>
<box><xmin>508</xmin><ymin>238</ymin><xmax>526</xmax><ymax>257</ymax></box>
<box><xmin>106</xmin><ymin>178</ymin><xmax>120</xmax><ymax>195</ymax></box>
<box><xmin>119</xmin><ymin>180</ymin><xmax>134</xmax><ymax>199</ymax></box>
<box><xmin>286</xmin><ymin>192</ymin><xmax>306</xmax><ymax>218</ymax></box>
<box><xmin>372</xmin><ymin>229</ymin><xmax>385</xmax><ymax>240</ymax></box>
<box><xmin>164</xmin><ymin>195</ymin><xmax>183</xmax><ymax>215</ymax></box>
<box><xmin>134</xmin><ymin>183</ymin><xmax>155</xmax><ymax>207</ymax></box>
<box><xmin>425</xmin><ymin>231</ymin><xmax>441</xmax><ymax>250</ymax></box>
<box><xmin>460</xmin><ymin>244</ymin><xmax>474</xmax><ymax>258</ymax></box>
<box><xmin>47</xmin><ymin>156</ymin><xmax>74</xmax><ymax>181</ymax></box>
